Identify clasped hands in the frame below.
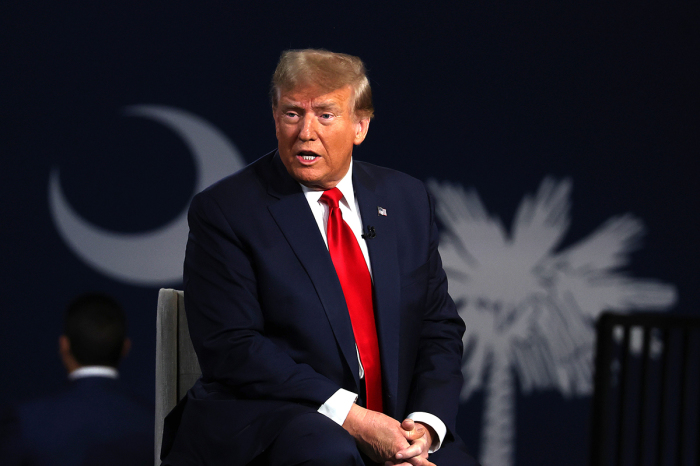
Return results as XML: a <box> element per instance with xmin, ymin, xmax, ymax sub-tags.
<box><xmin>343</xmin><ymin>404</ymin><xmax>436</xmax><ymax>466</ymax></box>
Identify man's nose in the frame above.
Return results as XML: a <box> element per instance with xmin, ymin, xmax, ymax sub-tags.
<box><xmin>298</xmin><ymin>114</ymin><xmax>317</xmax><ymax>141</ymax></box>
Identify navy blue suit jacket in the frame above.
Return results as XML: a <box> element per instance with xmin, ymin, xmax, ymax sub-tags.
<box><xmin>0</xmin><ymin>376</ymin><xmax>154</xmax><ymax>466</ymax></box>
<box><xmin>162</xmin><ymin>151</ymin><xmax>467</xmax><ymax>464</ymax></box>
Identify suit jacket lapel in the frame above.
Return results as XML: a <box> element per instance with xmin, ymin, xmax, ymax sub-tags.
<box><xmin>353</xmin><ymin>163</ymin><xmax>401</xmax><ymax>415</ymax></box>
<box><xmin>264</xmin><ymin>153</ymin><xmax>361</xmax><ymax>390</ymax></box>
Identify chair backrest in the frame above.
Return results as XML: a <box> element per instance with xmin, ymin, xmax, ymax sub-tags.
<box><xmin>589</xmin><ymin>311</ymin><xmax>700</xmax><ymax>466</ymax></box>
<box><xmin>155</xmin><ymin>288</ymin><xmax>201</xmax><ymax>465</ymax></box>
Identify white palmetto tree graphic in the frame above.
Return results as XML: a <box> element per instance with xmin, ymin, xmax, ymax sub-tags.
<box><xmin>428</xmin><ymin>177</ymin><xmax>677</xmax><ymax>466</ymax></box>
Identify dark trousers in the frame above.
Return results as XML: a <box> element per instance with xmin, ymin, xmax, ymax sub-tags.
<box><xmin>249</xmin><ymin>411</ymin><xmax>366</xmax><ymax>466</ymax></box>
<box><xmin>249</xmin><ymin>410</ymin><xmax>479</xmax><ymax>466</ymax></box>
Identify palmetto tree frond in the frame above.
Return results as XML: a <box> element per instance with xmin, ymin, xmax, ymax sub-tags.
<box><xmin>511</xmin><ymin>177</ymin><xmax>571</xmax><ymax>262</ymax></box>
<box><xmin>549</xmin><ymin>214</ymin><xmax>646</xmax><ymax>274</ymax></box>
<box><xmin>429</xmin><ymin>180</ymin><xmax>507</xmax><ymax>266</ymax></box>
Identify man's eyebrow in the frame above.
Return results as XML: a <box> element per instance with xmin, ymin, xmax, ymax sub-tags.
<box><xmin>312</xmin><ymin>101</ymin><xmax>342</xmax><ymax>112</ymax></box>
<box><xmin>278</xmin><ymin>99</ymin><xmax>342</xmax><ymax>113</ymax></box>
<box><xmin>279</xmin><ymin>102</ymin><xmax>304</xmax><ymax>111</ymax></box>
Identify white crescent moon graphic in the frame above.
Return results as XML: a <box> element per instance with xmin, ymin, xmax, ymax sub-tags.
<box><xmin>48</xmin><ymin>105</ymin><xmax>245</xmax><ymax>286</ymax></box>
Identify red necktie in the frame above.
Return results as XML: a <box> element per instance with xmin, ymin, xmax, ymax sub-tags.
<box><xmin>321</xmin><ymin>187</ymin><xmax>383</xmax><ymax>413</ymax></box>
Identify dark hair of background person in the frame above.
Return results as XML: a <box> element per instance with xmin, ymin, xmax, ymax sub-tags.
<box><xmin>64</xmin><ymin>293</ymin><xmax>127</xmax><ymax>367</ymax></box>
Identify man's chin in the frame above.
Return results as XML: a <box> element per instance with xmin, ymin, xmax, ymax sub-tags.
<box><xmin>298</xmin><ymin>179</ymin><xmax>328</xmax><ymax>191</ymax></box>
<box><xmin>297</xmin><ymin>176</ymin><xmax>337</xmax><ymax>191</ymax></box>
<box><xmin>287</xmin><ymin>167</ymin><xmax>323</xmax><ymax>189</ymax></box>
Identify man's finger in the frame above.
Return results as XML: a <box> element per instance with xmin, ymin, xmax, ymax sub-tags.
<box><xmin>395</xmin><ymin>444</ymin><xmax>422</xmax><ymax>460</ymax></box>
<box><xmin>401</xmin><ymin>418</ymin><xmax>415</xmax><ymax>431</ymax></box>
<box><xmin>403</xmin><ymin>424</ymin><xmax>426</xmax><ymax>441</ymax></box>
<box><xmin>405</xmin><ymin>457</ymin><xmax>436</xmax><ymax>466</ymax></box>
<box><xmin>386</xmin><ymin>460</ymin><xmax>434</xmax><ymax>466</ymax></box>
<box><xmin>385</xmin><ymin>455</ymin><xmax>436</xmax><ymax>466</ymax></box>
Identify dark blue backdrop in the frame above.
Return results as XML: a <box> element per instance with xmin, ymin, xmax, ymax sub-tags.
<box><xmin>2</xmin><ymin>2</ymin><xmax>698</xmax><ymax>465</ymax></box>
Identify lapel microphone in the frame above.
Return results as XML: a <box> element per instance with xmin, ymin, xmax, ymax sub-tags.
<box><xmin>361</xmin><ymin>226</ymin><xmax>376</xmax><ymax>239</ymax></box>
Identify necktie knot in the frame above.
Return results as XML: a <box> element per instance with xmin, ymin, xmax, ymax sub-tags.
<box><xmin>320</xmin><ymin>187</ymin><xmax>343</xmax><ymax>210</ymax></box>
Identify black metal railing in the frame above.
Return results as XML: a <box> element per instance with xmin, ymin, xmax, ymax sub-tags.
<box><xmin>590</xmin><ymin>312</ymin><xmax>700</xmax><ymax>466</ymax></box>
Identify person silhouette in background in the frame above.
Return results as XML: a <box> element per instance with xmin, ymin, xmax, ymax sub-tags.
<box><xmin>0</xmin><ymin>293</ymin><xmax>154</xmax><ymax>465</ymax></box>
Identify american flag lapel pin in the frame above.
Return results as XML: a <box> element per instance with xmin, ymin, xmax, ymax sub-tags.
<box><xmin>377</xmin><ymin>206</ymin><xmax>387</xmax><ymax>216</ymax></box>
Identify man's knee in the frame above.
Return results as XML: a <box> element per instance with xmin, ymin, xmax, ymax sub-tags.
<box><xmin>263</xmin><ymin>412</ymin><xmax>364</xmax><ymax>465</ymax></box>
<box><xmin>294</xmin><ymin>436</ymin><xmax>362</xmax><ymax>466</ymax></box>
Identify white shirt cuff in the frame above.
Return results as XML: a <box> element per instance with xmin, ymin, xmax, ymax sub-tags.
<box><xmin>317</xmin><ymin>389</ymin><xmax>358</xmax><ymax>426</ymax></box>
<box><xmin>407</xmin><ymin>412</ymin><xmax>446</xmax><ymax>453</ymax></box>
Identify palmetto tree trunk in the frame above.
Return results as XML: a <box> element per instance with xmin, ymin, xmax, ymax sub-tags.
<box><xmin>480</xmin><ymin>349</ymin><xmax>516</xmax><ymax>466</ymax></box>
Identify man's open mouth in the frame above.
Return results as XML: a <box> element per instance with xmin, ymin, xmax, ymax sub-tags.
<box><xmin>297</xmin><ymin>151</ymin><xmax>319</xmax><ymax>162</ymax></box>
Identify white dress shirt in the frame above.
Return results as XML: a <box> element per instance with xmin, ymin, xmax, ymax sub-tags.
<box><xmin>68</xmin><ymin>366</ymin><xmax>119</xmax><ymax>380</ymax></box>
<box><xmin>302</xmin><ymin>160</ymin><xmax>446</xmax><ymax>451</ymax></box>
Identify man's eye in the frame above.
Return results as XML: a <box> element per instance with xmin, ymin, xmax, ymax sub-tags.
<box><xmin>320</xmin><ymin>113</ymin><xmax>333</xmax><ymax>119</ymax></box>
<box><xmin>285</xmin><ymin>112</ymin><xmax>298</xmax><ymax>118</ymax></box>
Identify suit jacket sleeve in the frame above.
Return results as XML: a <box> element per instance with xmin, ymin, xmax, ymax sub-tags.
<box><xmin>183</xmin><ymin>189</ymin><xmax>340</xmax><ymax>407</ymax></box>
<box><xmin>404</xmin><ymin>188</ymin><xmax>466</xmax><ymax>436</ymax></box>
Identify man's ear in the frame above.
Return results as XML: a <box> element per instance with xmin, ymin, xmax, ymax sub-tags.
<box><xmin>121</xmin><ymin>338</ymin><xmax>131</xmax><ymax>359</ymax></box>
<box><xmin>59</xmin><ymin>335</ymin><xmax>71</xmax><ymax>359</ymax></box>
<box><xmin>353</xmin><ymin>118</ymin><xmax>370</xmax><ymax>145</ymax></box>
<box><xmin>59</xmin><ymin>335</ymin><xmax>79</xmax><ymax>373</ymax></box>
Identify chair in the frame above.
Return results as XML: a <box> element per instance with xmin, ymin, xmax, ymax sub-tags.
<box><xmin>589</xmin><ymin>312</ymin><xmax>700</xmax><ymax>466</ymax></box>
<box><xmin>155</xmin><ymin>288</ymin><xmax>201</xmax><ymax>465</ymax></box>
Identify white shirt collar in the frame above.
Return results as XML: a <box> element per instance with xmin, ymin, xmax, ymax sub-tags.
<box><xmin>69</xmin><ymin>366</ymin><xmax>119</xmax><ymax>381</ymax></box>
<box><xmin>300</xmin><ymin>159</ymin><xmax>356</xmax><ymax>210</ymax></box>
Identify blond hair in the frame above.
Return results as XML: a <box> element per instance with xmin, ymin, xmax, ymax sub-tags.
<box><xmin>270</xmin><ymin>49</ymin><xmax>374</xmax><ymax>120</ymax></box>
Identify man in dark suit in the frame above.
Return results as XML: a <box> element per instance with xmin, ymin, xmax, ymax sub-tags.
<box><xmin>0</xmin><ymin>293</ymin><xmax>154</xmax><ymax>466</ymax></box>
<box><xmin>161</xmin><ymin>49</ymin><xmax>477</xmax><ymax>465</ymax></box>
